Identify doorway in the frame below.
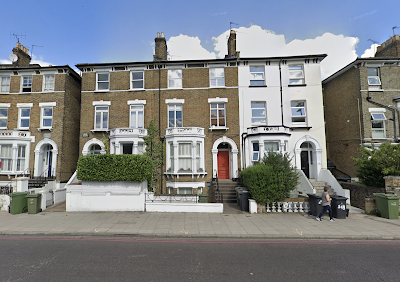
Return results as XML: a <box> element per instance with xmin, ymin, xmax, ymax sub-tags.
<box><xmin>42</xmin><ymin>144</ymin><xmax>53</xmax><ymax>177</ymax></box>
<box><xmin>300</xmin><ymin>142</ymin><xmax>314</xmax><ymax>179</ymax></box>
<box><xmin>217</xmin><ymin>150</ymin><xmax>230</xmax><ymax>179</ymax></box>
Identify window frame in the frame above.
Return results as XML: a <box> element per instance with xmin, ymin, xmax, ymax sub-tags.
<box><xmin>252</xmin><ymin>142</ymin><xmax>259</xmax><ymax>162</ymax></box>
<box><xmin>131</xmin><ymin>71</ymin><xmax>144</xmax><ymax>90</ymax></box>
<box><xmin>21</xmin><ymin>75</ymin><xmax>33</xmax><ymax>92</ymax></box>
<box><xmin>96</xmin><ymin>72</ymin><xmax>110</xmax><ymax>91</ymax></box>
<box><xmin>129</xmin><ymin>104</ymin><xmax>144</xmax><ymax>128</ymax></box>
<box><xmin>210</xmin><ymin>103</ymin><xmax>226</xmax><ymax>128</ymax></box>
<box><xmin>210</xmin><ymin>67</ymin><xmax>225</xmax><ymax>87</ymax></box>
<box><xmin>264</xmin><ymin>141</ymin><xmax>280</xmax><ymax>156</ymax></box>
<box><xmin>92</xmin><ymin>101</ymin><xmax>111</xmax><ymax>131</ymax></box>
<box><xmin>291</xmin><ymin>101</ymin><xmax>307</xmax><ymax>123</ymax></box>
<box><xmin>0</xmin><ymin>103</ymin><xmax>10</xmax><ymax>129</ymax></box>
<box><xmin>371</xmin><ymin>112</ymin><xmax>386</xmax><ymax>138</ymax></box>
<box><xmin>43</xmin><ymin>74</ymin><xmax>55</xmax><ymax>92</ymax></box>
<box><xmin>251</xmin><ymin>102</ymin><xmax>266</xmax><ymax>124</ymax></box>
<box><xmin>39</xmin><ymin>102</ymin><xmax>56</xmax><ymax>130</ymax></box>
<box><xmin>168</xmin><ymin>69</ymin><xmax>182</xmax><ymax>89</ymax></box>
<box><xmin>0</xmin><ymin>76</ymin><xmax>10</xmax><ymax>93</ymax></box>
<box><xmin>367</xmin><ymin>67</ymin><xmax>381</xmax><ymax>86</ymax></box>
<box><xmin>168</xmin><ymin>104</ymin><xmax>183</xmax><ymax>128</ymax></box>
<box><xmin>17</xmin><ymin>103</ymin><xmax>33</xmax><ymax>130</ymax></box>
<box><xmin>249</xmin><ymin>66</ymin><xmax>265</xmax><ymax>86</ymax></box>
<box><xmin>288</xmin><ymin>65</ymin><xmax>305</xmax><ymax>85</ymax></box>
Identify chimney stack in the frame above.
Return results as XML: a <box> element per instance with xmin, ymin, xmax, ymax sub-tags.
<box><xmin>225</xmin><ymin>30</ymin><xmax>240</xmax><ymax>59</ymax></box>
<box><xmin>12</xmin><ymin>42</ymin><xmax>31</xmax><ymax>67</ymax></box>
<box><xmin>375</xmin><ymin>34</ymin><xmax>400</xmax><ymax>58</ymax></box>
<box><xmin>154</xmin><ymin>32</ymin><xmax>168</xmax><ymax>61</ymax></box>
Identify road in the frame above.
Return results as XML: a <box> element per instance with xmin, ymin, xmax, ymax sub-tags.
<box><xmin>1</xmin><ymin>236</ymin><xmax>399</xmax><ymax>282</ymax></box>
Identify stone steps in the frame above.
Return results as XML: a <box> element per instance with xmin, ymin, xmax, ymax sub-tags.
<box><xmin>213</xmin><ymin>179</ymin><xmax>240</xmax><ymax>203</ymax></box>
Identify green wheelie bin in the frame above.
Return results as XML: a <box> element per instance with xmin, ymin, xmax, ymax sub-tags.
<box><xmin>373</xmin><ymin>193</ymin><xmax>399</xmax><ymax>219</ymax></box>
<box><xmin>9</xmin><ymin>192</ymin><xmax>29</xmax><ymax>214</ymax></box>
<box><xmin>26</xmin><ymin>193</ymin><xmax>42</xmax><ymax>214</ymax></box>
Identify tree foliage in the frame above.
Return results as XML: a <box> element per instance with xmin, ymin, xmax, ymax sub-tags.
<box><xmin>142</xmin><ymin>120</ymin><xmax>164</xmax><ymax>192</ymax></box>
<box><xmin>353</xmin><ymin>142</ymin><xmax>400</xmax><ymax>187</ymax></box>
<box><xmin>240</xmin><ymin>152</ymin><xmax>299</xmax><ymax>204</ymax></box>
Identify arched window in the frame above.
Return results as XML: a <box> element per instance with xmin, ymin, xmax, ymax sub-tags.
<box><xmin>89</xmin><ymin>144</ymin><xmax>102</xmax><ymax>155</ymax></box>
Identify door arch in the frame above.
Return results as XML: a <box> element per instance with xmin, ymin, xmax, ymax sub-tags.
<box><xmin>294</xmin><ymin>135</ymin><xmax>322</xmax><ymax>180</ymax></box>
<box><xmin>34</xmin><ymin>139</ymin><xmax>58</xmax><ymax>178</ymax></box>
<box><xmin>212</xmin><ymin>136</ymin><xmax>239</xmax><ymax>179</ymax></box>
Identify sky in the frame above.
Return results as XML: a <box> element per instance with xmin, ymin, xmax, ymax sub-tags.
<box><xmin>1</xmin><ymin>0</ymin><xmax>399</xmax><ymax>79</ymax></box>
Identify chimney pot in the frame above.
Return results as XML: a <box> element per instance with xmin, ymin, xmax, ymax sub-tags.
<box><xmin>157</xmin><ymin>32</ymin><xmax>160</xmax><ymax>38</ymax></box>
<box><xmin>161</xmin><ymin>32</ymin><xmax>165</xmax><ymax>38</ymax></box>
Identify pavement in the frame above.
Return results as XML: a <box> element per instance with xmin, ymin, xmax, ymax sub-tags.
<box><xmin>1</xmin><ymin>203</ymin><xmax>400</xmax><ymax>240</ymax></box>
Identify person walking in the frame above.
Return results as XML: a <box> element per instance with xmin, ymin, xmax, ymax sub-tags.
<box><xmin>316</xmin><ymin>186</ymin><xmax>335</xmax><ymax>222</ymax></box>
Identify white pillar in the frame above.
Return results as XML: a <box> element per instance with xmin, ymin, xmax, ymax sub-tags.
<box><xmin>232</xmin><ymin>149</ymin><xmax>239</xmax><ymax>178</ymax></box>
<box><xmin>212</xmin><ymin>149</ymin><xmax>218</xmax><ymax>178</ymax></box>
<box><xmin>13</xmin><ymin>177</ymin><xmax>29</xmax><ymax>192</ymax></box>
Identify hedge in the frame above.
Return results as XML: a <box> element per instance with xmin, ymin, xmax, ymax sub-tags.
<box><xmin>77</xmin><ymin>154</ymin><xmax>153</xmax><ymax>184</ymax></box>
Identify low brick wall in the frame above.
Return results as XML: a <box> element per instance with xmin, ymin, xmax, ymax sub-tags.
<box><xmin>339</xmin><ymin>182</ymin><xmax>385</xmax><ymax>210</ymax></box>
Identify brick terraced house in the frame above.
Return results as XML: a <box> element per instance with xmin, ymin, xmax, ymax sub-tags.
<box><xmin>0</xmin><ymin>43</ymin><xmax>81</xmax><ymax>184</ymax></box>
<box><xmin>323</xmin><ymin>35</ymin><xmax>400</xmax><ymax>179</ymax></box>
<box><xmin>76</xmin><ymin>32</ymin><xmax>241</xmax><ymax>196</ymax></box>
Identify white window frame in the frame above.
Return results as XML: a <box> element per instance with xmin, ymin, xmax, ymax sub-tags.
<box><xmin>288</xmin><ymin>65</ymin><xmax>305</xmax><ymax>85</ymax></box>
<box><xmin>0</xmin><ymin>144</ymin><xmax>13</xmax><ymax>172</ymax></box>
<box><xmin>92</xmin><ymin>101</ymin><xmax>111</xmax><ymax>131</ymax></box>
<box><xmin>131</xmin><ymin>71</ymin><xmax>144</xmax><ymax>89</ymax></box>
<box><xmin>21</xmin><ymin>75</ymin><xmax>33</xmax><ymax>92</ymax></box>
<box><xmin>249</xmin><ymin>66</ymin><xmax>265</xmax><ymax>86</ymax></box>
<box><xmin>43</xmin><ymin>74</ymin><xmax>55</xmax><ymax>92</ymax></box>
<box><xmin>210</xmin><ymin>68</ymin><xmax>225</xmax><ymax>87</ymax></box>
<box><xmin>264</xmin><ymin>141</ymin><xmax>280</xmax><ymax>156</ymax></box>
<box><xmin>96</xmin><ymin>72</ymin><xmax>109</xmax><ymax>91</ymax></box>
<box><xmin>251</xmin><ymin>102</ymin><xmax>266</xmax><ymax>124</ymax></box>
<box><xmin>16</xmin><ymin>145</ymin><xmax>26</xmax><ymax>171</ymax></box>
<box><xmin>208</xmin><ymin>97</ymin><xmax>228</xmax><ymax>129</ymax></box>
<box><xmin>39</xmin><ymin>102</ymin><xmax>56</xmax><ymax>130</ymax></box>
<box><xmin>17</xmin><ymin>103</ymin><xmax>33</xmax><ymax>130</ymax></box>
<box><xmin>291</xmin><ymin>101</ymin><xmax>307</xmax><ymax>123</ymax></box>
<box><xmin>0</xmin><ymin>103</ymin><xmax>10</xmax><ymax>129</ymax></box>
<box><xmin>168</xmin><ymin>69</ymin><xmax>182</xmax><ymax>89</ymax></box>
<box><xmin>370</xmin><ymin>109</ymin><xmax>386</xmax><ymax>138</ymax></box>
<box><xmin>178</xmin><ymin>143</ymin><xmax>192</xmax><ymax>171</ymax></box>
<box><xmin>367</xmin><ymin>67</ymin><xmax>381</xmax><ymax>86</ymax></box>
<box><xmin>128</xmin><ymin>100</ymin><xmax>145</xmax><ymax>128</ymax></box>
<box><xmin>0</xmin><ymin>76</ymin><xmax>10</xmax><ymax>93</ymax></box>
<box><xmin>168</xmin><ymin>104</ymin><xmax>183</xmax><ymax>128</ymax></box>
<box><xmin>252</xmin><ymin>142</ymin><xmax>259</xmax><ymax>162</ymax></box>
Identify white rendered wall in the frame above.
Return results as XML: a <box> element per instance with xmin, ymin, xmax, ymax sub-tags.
<box><xmin>66</xmin><ymin>181</ymin><xmax>147</xmax><ymax>212</ymax></box>
<box><xmin>145</xmin><ymin>202</ymin><xmax>223</xmax><ymax>213</ymax></box>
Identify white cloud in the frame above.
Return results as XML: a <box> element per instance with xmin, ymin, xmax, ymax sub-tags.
<box><xmin>167</xmin><ymin>34</ymin><xmax>216</xmax><ymax>61</ymax></box>
<box><xmin>168</xmin><ymin>25</ymin><xmax>361</xmax><ymax>80</ymax></box>
<box><xmin>0</xmin><ymin>59</ymin><xmax>11</xmax><ymax>64</ymax></box>
<box><xmin>361</xmin><ymin>44</ymin><xmax>379</xmax><ymax>58</ymax></box>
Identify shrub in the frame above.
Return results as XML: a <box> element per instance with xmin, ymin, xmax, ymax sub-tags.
<box><xmin>240</xmin><ymin>152</ymin><xmax>299</xmax><ymax>204</ymax></box>
<box><xmin>77</xmin><ymin>154</ymin><xmax>153</xmax><ymax>184</ymax></box>
<box><xmin>353</xmin><ymin>143</ymin><xmax>400</xmax><ymax>187</ymax></box>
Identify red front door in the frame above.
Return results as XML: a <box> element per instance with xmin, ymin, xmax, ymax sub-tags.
<box><xmin>217</xmin><ymin>151</ymin><xmax>229</xmax><ymax>179</ymax></box>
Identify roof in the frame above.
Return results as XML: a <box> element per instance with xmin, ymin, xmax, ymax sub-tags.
<box><xmin>76</xmin><ymin>54</ymin><xmax>327</xmax><ymax>70</ymax></box>
<box><xmin>322</xmin><ymin>57</ymin><xmax>400</xmax><ymax>84</ymax></box>
<box><xmin>0</xmin><ymin>64</ymin><xmax>81</xmax><ymax>80</ymax></box>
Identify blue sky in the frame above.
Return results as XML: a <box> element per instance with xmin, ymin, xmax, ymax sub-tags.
<box><xmin>1</xmin><ymin>0</ymin><xmax>399</xmax><ymax>78</ymax></box>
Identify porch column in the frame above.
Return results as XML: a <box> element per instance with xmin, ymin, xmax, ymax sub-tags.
<box><xmin>232</xmin><ymin>149</ymin><xmax>239</xmax><ymax>178</ymax></box>
<box><xmin>51</xmin><ymin>149</ymin><xmax>58</xmax><ymax>177</ymax></box>
<box><xmin>212</xmin><ymin>149</ymin><xmax>218</xmax><ymax>178</ymax></box>
<box><xmin>316</xmin><ymin>148</ymin><xmax>323</xmax><ymax>180</ymax></box>
<box><xmin>294</xmin><ymin>148</ymin><xmax>302</xmax><ymax>170</ymax></box>
<box><xmin>34</xmin><ymin>149</ymin><xmax>41</xmax><ymax>177</ymax></box>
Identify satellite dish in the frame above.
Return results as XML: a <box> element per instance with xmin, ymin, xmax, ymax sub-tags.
<box><xmin>9</xmin><ymin>54</ymin><xmax>18</xmax><ymax>62</ymax></box>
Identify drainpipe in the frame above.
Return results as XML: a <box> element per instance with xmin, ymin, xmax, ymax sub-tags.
<box><xmin>366</xmin><ymin>94</ymin><xmax>397</xmax><ymax>142</ymax></box>
<box><xmin>241</xmin><ymin>132</ymin><xmax>248</xmax><ymax>169</ymax></box>
<box><xmin>279</xmin><ymin>59</ymin><xmax>284</xmax><ymax>126</ymax></box>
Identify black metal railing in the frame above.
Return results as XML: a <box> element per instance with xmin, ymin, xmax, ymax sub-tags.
<box><xmin>0</xmin><ymin>168</ymin><xmax>31</xmax><ymax>194</ymax></box>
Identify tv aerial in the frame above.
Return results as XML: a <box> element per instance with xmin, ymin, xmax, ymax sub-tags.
<box><xmin>10</xmin><ymin>32</ymin><xmax>26</xmax><ymax>43</ymax></box>
<box><xmin>368</xmin><ymin>39</ymin><xmax>379</xmax><ymax>44</ymax></box>
<box><xmin>392</xmin><ymin>26</ymin><xmax>400</xmax><ymax>35</ymax></box>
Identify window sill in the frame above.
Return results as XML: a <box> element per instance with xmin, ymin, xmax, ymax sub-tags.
<box><xmin>90</xmin><ymin>129</ymin><xmax>109</xmax><ymax>132</ymax></box>
<box><xmin>94</xmin><ymin>90</ymin><xmax>110</xmax><ymax>93</ymax></box>
<box><xmin>37</xmin><ymin>128</ymin><xmax>53</xmax><ymax>132</ymax></box>
<box><xmin>16</xmin><ymin>128</ymin><xmax>30</xmax><ymax>131</ymax></box>
<box><xmin>209</xmin><ymin>126</ymin><xmax>229</xmax><ymax>131</ymax></box>
<box><xmin>290</xmin><ymin>126</ymin><xmax>311</xmax><ymax>130</ymax></box>
<box><xmin>249</xmin><ymin>85</ymin><xmax>267</xmax><ymax>87</ymax></box>
<box><xmin>129</xmin><ymin>88</ymin><xmax>145</xmax><ymax>91</ymax></box>
<box><xmin>288</xmin><ymin>84</ymin><xmax>307</xmax><ymax>87</ymax></box>
<box><xmin>368</xmin><ymin>88</ymin><xmax>383</xmax><ymax>92</ymax></box>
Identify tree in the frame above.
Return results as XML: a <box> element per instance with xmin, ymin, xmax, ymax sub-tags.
<box><xmin>240</xmin><ymin>152</ymin><xmax>299</xmax><ymax>204</ymax></box>
<box><xmin>353</xmin><ymin>142</ymin><xmax>400</xmax><ymax>187</ymax></box>
<box><xmin>142</xmin><ymin>120</ymin><xmax>164</xmax><ymax>192</ymax></box>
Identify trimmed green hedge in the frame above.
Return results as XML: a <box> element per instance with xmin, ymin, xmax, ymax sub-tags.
<box><xmin>77</xmin><ymin>154</ymin><xmax>153</xmax><ymax>184</ymax></box>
